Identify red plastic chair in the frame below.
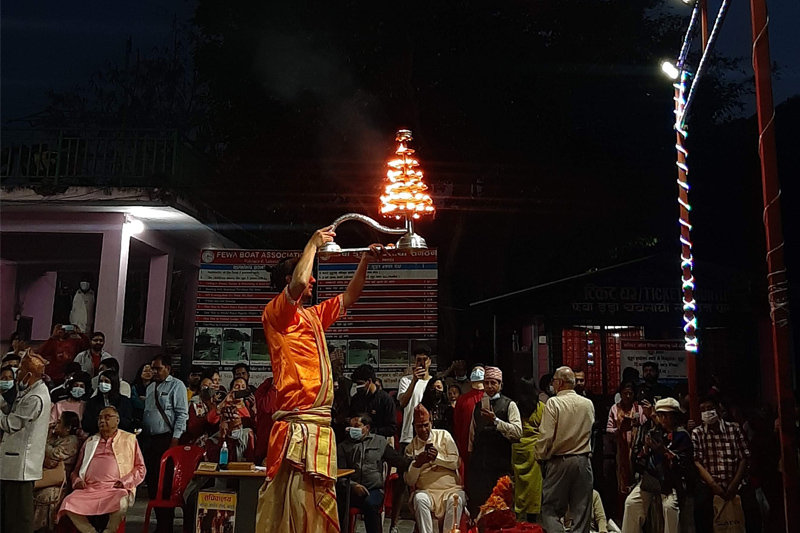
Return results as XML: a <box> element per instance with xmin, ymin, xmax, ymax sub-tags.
<box><xmin>142</xmin><ymin>445</ymin><xmax>205</xmax><ymax>533</ymax></box>
<box><xmin>347</xmin><ymin>472</ymin><xmax>399</xmax><ymax>533</ymax></box>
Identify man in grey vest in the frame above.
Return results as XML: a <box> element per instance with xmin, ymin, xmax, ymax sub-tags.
<box><xmin>536</xmin><ymin>366</ymin><xmax>595</xmax><ymax>533</ymax></box>
<box><xmin>467</xmin><ymin>366</ymin><xmax>522</xmax><ymax>517</ymax></box>
<box><xmin>0</xmin><ymin>350</ymin><xmax>52</xmax><ymax>533</ymax></box>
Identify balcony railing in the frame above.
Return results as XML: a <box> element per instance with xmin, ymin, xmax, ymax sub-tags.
<box><xmin>1</xmin><ymin>128</ymin><xmax>206</xmax><ymax>188</ymax></box>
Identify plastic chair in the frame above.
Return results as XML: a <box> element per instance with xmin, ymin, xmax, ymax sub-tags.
<box><xmin>347</xmin><ymin>472</ymin><xmax>399</xmax><ymax>533</ymax></box>
<box><xmin>142</xmin><ymin>445</ymin><xmax>205</xmax><ymax>533</ymax></box>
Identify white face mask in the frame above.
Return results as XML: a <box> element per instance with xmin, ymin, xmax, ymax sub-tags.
<box><xmin>230</xmin><ymin>429</ymin><xmax>242</xmax><ymax>440</ymax></box>
<box><xmin>80</xmin><ymin>282</ymin><xmax>90</xmax><ymax>292</ymax></box>
<box><xmin>470</xmin><ymin>368</ymin><xmax>485</xmax><ymax>382</ymax></box>
<box><xmin>489</xmin><ymin>392</ymin><xmax>501</xmax><ymax>401</ymax></box>
<box><xmin>98</xmin><ymin>382</ymin><xmax>112</xmax><ymax>394</ymax></box>
<box><xmin>548</xmin><ymin>385</ymin><xmax>555</xmax><ymax>395</ymax></box>
<box><xmin>701</xmin><ymin>409</ymin><xmax>719</xmax><ymax>425</ymax></box>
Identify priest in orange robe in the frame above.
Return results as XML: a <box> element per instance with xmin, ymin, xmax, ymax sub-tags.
<box><xmin>256</xmin><ymin>227</ymin><xmax>383</xmax><ymax>533</ymax></box>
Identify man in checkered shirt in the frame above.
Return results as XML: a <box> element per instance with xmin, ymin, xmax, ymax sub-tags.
<box><xmin>692</xmin><ymin>395</ymin><xmax>762</xmax><ymax>532</ymax></box>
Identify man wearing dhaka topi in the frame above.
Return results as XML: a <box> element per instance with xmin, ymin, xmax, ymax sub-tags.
<box><xmin>256</xmin><ymin>226</ymin><xmax>384</xmax><ymax>533</ymax></box>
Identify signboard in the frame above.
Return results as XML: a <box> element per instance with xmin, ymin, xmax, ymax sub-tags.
<box><xmin>195</xmin><ymin>250</ymin><xmax>301</xmax><ymax>376</ymax></box>
<box><xmin>195</xmin><ymin>249</ymin><xmax>439</xmax><ymax>380</ymax></box>
<box><xmin>317</xmin><ymin>250</ymin><xmax>438</xmax><ymax>370</ymax></box>
<box><xmin>196</xmin><ymin>491</ymin><xmax>237</xmax><ymax>533</ymax></box>
<box><xmin>620</xmin><ymin>340</ymin><xmax>687</xmax><ymax>383</ymax></box>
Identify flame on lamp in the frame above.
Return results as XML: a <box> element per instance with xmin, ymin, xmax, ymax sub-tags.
<box><xmin>380</xmin><ymin>129</ymin><xmax>435</xmax><ymax>220</ymax></box>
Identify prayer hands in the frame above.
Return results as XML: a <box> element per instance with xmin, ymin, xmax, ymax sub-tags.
<box><xmin>362</xmin><ymin>244</ymin><xmax>385</xmax><ymax>262</ymax></box>
<box><xmin>309</xmin><ymin>226</ymin><xmax>336</xmax><ymax>249</ymax></box>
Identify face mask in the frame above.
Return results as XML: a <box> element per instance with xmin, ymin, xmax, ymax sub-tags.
<box><xmin>230</xmin><ymin>429</ymin><xmax>242</xmax><ymax>439</ymax></box>
<box><xmin>456</xmin><ymin>375</ymin><xmax>467</xmax><ymax>382</ymax></box>
<box><xmin>701</xmin><ymin>409</ymin><xmax>719</xmax><ymax>425</ymax></box>
<box><xmin>17</xmin><ymin>372</ymin><xmax>32</xmax><ymax>391</ymax></box>
<box><xmin>348</xmin><ymin>427</ymin><xmax>364</xmax><ymax>440</ymax></box>
<box><xmin>0</xmin><ymin>380</ymin><xmax>13</xmax><ymax>391</ymax></box>
<box><xmin>70</xmin><ymin>387</ymin><xmax>85</xmax><ymax>399</ymax></box>
<box><xmin>98</xmin><ymin>383</ymin><xmax>112</xmax><ymax>394</ymax></box>
<box><xmin>548</xmin><ymin>385</ymin><xmax>555</xmax><ymax>395</ymax></box>
<box><xmin>470</xmin><ymin>368</ymin><xmax>485</xmax><ymax>382</ymax></box>
<box><xmin>10</xmin><ymin>367</ymin><xmax>18</xmax><ymax>377</ymax></box>
<box><xmin>80</xmin><ymin>282</ymin><xmax>90</xmax><ymax>292</ymax></box>
<box><xmin>489</xmin><ymin>392</ymin><xmax>501</xmax><ymax>401</ymax></box>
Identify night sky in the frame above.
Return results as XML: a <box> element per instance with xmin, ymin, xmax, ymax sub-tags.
<box><xmin>3</xmin><ymin>0</ymin><xmax>798</xmax><ymax>121</ymax></box>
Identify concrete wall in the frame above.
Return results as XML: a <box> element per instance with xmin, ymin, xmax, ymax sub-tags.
<box><xmin>20</xmin><ymin>271</ymin><xmax>58</xmax><ymax>341</ymax></box>
<box><xmin>0</xmin><ymin>260</ymin><xmax>17</xmax><ymax>341</ymax></box>
<box><xmin>0</xmin><ymin>210</ymin><xmax>210</xmax><ymax>375</ymax></box>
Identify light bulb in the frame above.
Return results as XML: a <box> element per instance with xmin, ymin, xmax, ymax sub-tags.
<box><xmin>661</xmin><ymin>61</ymin><xmax>680</xmax><ymax>80</ymax></box>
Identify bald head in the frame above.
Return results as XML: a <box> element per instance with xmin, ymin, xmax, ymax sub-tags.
<box><xmin>553</xmin><ymin>366</ymin><xmax>576</xmax><ymax>393</ymax></box>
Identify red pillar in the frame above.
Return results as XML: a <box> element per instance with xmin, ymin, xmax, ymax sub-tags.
<box><xmin>748</xmin><ymin>0</ymin><xmax>799</xmax><ymax>531</ymax></box>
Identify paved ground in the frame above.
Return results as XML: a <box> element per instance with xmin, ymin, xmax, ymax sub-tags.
<box><xmin>127</xmin><ymin>491</ymin><xmax>416</xmax><ymax>533</ymax></box>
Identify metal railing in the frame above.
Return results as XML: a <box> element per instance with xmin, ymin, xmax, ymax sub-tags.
<box><xmin>0</xmin><ymin>128</ymin><xmax>206</xmax><ymax>188</ymax></box>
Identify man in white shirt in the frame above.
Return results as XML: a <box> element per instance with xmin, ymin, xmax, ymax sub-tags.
<box><xmin>391</xmin><ymin>346</ymin><xmax>433</xmax><ymax>533</ymax></box>
<box><xmin>536</xmin><ymin>366</ymin><xmax>595</xmax><ymax>533</ymax></box>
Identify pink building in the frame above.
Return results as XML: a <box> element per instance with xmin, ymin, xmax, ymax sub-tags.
<box><xmin>0</xmin><ymin>186</ymin><xmax>239</xmax><ymax>378</ymax></box>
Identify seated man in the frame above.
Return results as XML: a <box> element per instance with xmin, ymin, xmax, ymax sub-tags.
<box><xmin>404</xmin><ymin>405</ymin><xmax>466</xmax><ymax>533</ymax></box>
<box><xmin>336</xmin><ymin>413</ymin><xmax>408</xmax><ymax>533</ymax></box>
<box><xmin>564</xmin><ymin>490</ymin><xmax>615</xmax><ymax>533</ymax></box>
<box><xmin>59</xmin><ymin>406</ymin><xmax>145</xmax><ymax>533</ymax></box>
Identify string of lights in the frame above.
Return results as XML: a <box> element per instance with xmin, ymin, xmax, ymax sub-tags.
<box><xmin>662</xmin><ymin>0</ymin><xmax>730</xmax><ymax>354</ymax></box>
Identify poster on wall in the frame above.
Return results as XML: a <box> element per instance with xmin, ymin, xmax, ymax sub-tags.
<box><xmin>317</xmin><ymin>250</ymin><xmax>438</xmax><ymax>371</ymax></box>
<box><xmin>195</xmin><ymin>250</ymin><xmax>301</xmax><ymax>382</ymax></box>
<box><xmin>620</xmin><ymin>340</ymin><xmax>687</xmax><ymax>384</ymax></box>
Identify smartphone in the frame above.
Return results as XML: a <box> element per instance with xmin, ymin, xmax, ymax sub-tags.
<box><xmin>233</xmin><ymin>389</ymin><xmax>250</xmax><ymax>400</ymax></box>
<box><xmin>63</xmin><ymin>325</ymin><xmax>75</xmax><ymax>331</ymax></box>
<box><xmin>481</xmin><ymin>395</ymin><xmax>491</xmax><ymax>410</ymax></box>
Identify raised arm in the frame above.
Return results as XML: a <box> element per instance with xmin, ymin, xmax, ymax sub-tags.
<box><xmin>342</xmin><ymin>244</ymin><xmax>384</xmax><ymax>309</ymax></box>
<box><xmin>288</xmin><ymin>227</ymin><xmax>335</xmax><ymax>301</ymax></box>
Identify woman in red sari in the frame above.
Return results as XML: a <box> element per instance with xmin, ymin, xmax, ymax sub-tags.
<box><xmin>606</xmin><ymin>380</ymin><xmax>647</xmax><ymax>511</ymax></box>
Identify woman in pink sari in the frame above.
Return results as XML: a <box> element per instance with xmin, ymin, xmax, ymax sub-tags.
<box><xmin>606</xmin><ymin>380</ymin><xmax>646</xmax><ymax>505</ymax></box>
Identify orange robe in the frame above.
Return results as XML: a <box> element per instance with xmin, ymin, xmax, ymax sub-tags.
<box><xmin>256</xmin><ymin>287</ymin><xmax>345</xmax><ymax>533</ymax></box>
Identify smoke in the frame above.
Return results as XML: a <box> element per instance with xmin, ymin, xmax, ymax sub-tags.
<box><xmin>251</xmin><ymin>29</ymin><xmax>389</xmax><ymax>197</ymax></box>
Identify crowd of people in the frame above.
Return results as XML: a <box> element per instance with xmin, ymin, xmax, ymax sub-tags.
<box><xmin>0</xmin><ymin>324</ymin><xmax>796</xmax><ymax>533</ymax></box>
<box><xmin>1</xmin><ymin>222</ymin><xmax>797</xmax><ymax>533</ymax></box>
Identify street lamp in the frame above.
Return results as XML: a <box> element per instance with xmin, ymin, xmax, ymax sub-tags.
<box><xmin>319</xmin><ymin>129</ymin><xmax>434</xmax><ymax>253</ymax></box>
<box><xmin>661</xmin><ymin>61</ymin><xmax>680</xmax><ymax>80</ymax></box>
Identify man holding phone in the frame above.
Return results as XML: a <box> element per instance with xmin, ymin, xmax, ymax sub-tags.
<box><xmin>392</xmin><ymin>347</ymin><xmax>434</xmax><ymax>533</ymax></box>
<box><xmin>466</xmin><ymin>366</ymin><xmax>522</xmax><ymax>517</ymax></box>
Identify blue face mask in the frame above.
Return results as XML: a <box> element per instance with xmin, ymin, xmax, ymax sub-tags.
<box><xmin>0</xmin><ymin>380</ymin><xmax>13</xmax><ymax>391</ymax></box>
<box><xmin>348</xmin><ymin>427</ymin><xmax>364</xmax><ymax>440</ymax></box>
<box><xmin>98</xmin><ymin>383</ymin><xmax>112</xmax><ymax>394</ymax></box>
<box><xmin>70</xmin><ymin>387</ymin><xmax>85</xmax><ymax>399</ymax></box>
<box><xmin>470</xmin><ymin>368</ymin><xmax>485</xmax><ymax>382</ymax></box>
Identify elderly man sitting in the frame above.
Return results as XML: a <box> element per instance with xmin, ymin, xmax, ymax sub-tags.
<box><xmin>404</xmin><ymin>405</ymin><xmax>466</xmax><ymax>533</ymax></box>
<box><xmin>59</xmin><ymin>406</ymin><xmax>145</xmax><ymax>533</ymax></box>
